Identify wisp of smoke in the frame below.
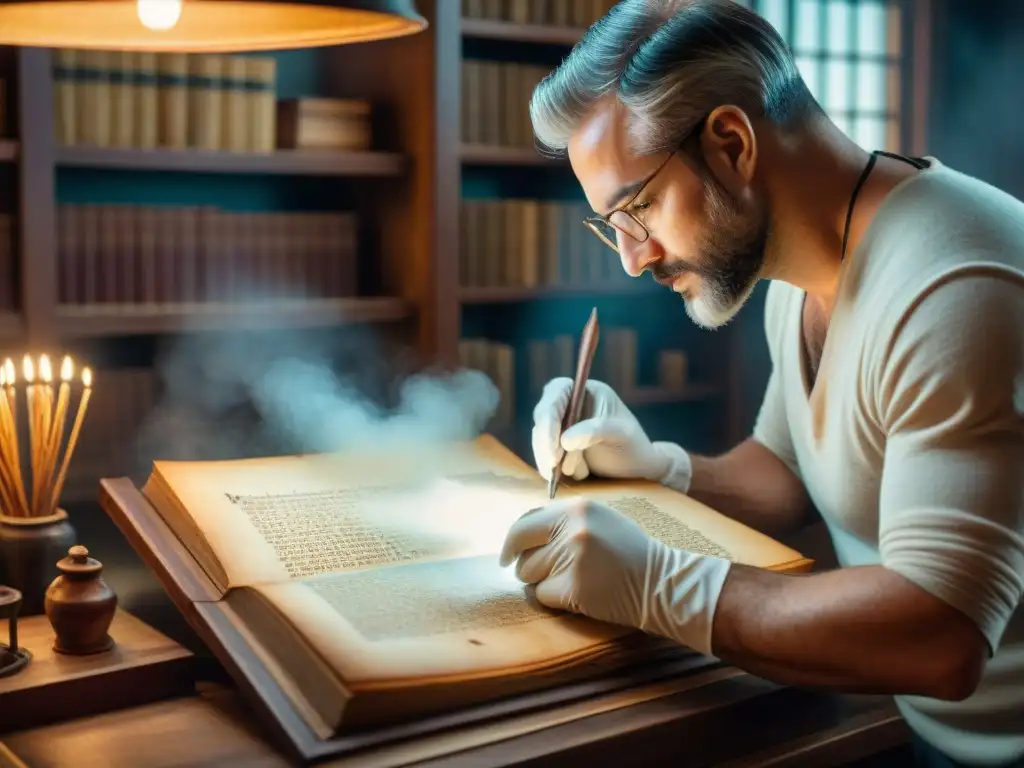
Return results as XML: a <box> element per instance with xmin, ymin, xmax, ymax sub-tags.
<box><xmin>134</xmin><ymin>280</ymin><xmax>499</xmax><ymax>469</ymax></box>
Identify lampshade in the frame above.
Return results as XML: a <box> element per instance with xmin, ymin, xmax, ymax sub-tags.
<box><xmin>0</xmin><ymin>0</ymin><xmax>427</xmax><ymax>51</ymax></box>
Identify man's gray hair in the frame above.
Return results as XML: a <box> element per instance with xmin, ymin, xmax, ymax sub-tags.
<box><xmin>530</xmin><ymin>0</ymin><xmax>820</xmax><ymax>157</ymax></box>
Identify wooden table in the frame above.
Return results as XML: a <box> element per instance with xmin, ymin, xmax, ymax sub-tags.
<box><xmin>0</xmin><ymin>666</ymin><xmax>911</xmax><ymax>767</ymax></box>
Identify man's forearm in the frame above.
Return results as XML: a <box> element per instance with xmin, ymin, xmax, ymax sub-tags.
<box><xmin>686</xmin><ymin>438</ymin><xmax>811</xmax><ymax>536</ymax></box>
<box><xmin>707</xmin><ymin>563</ymin><xmax>988</xmax><ymax>701</ymax></box>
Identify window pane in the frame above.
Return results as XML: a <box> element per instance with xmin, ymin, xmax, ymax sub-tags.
<box><xmin>886</xmin><ymin>63</ymin><xmax>901</xmax><ymax>113</ymax></box>
<box><xmin>825</xmin><ymin>59</ymin><xmax>851</xmax><ymax>112</ymax></box>
<box><xmin>759</xmin><ymin>0</ymin><xmax>789</xmax><ymax>38</ymax></box>
<box><xmin>795</xmin><ymin>0</ymin><xmax>821</xmax><ymax>52</ymax></box>
<box><xmin>856</xmin><ymin>2</ymin><xmax>887</xmax><ymax>56</ymax></box>
<box><xmin>856</xmin><ymin>61</ymin><xmax>886</xmax><ymax>111</ymax></box>
<box><xmin>826</xmin><ymin>1</ymin><xmax>851</xmax><ymax>55</ymax></box>
<box><xmin>854</xmin><ymin>117</ymin><xmax>886</xmax><ymax>150</ymax></box>
<box><xmin>796</xmin><ymin>56</ymin><xmax>820</xmax><ymax>100</ymax></box>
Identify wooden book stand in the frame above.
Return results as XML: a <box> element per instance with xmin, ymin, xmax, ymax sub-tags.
<box><xmin>98</xmin><ymin>477</ymin><xmax>725</xmax><ymax>765</ymax></box>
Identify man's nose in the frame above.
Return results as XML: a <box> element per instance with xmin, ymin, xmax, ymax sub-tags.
<box><xmin>618</xmin><ymin>232</ymin><xmax>662</xmax><ymax>278</ymax></box>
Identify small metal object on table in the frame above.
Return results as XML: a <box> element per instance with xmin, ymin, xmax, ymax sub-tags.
<box><xmin>0</xmin><ymin>586</ymin><xmax>31</xmax><ymax>679</ymax></box>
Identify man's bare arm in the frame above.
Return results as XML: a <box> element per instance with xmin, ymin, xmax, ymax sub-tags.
<box><xmin>687</xmin><ymin>438</ymin><xmax>812</xmax><ymax>537</ymax></box>
<box><xmin>711</xmin><ymin>563</ymin><xmax>988</xmax><ymax>701</ymax></box>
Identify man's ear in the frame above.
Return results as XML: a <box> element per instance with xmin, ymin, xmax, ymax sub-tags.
<box><xmin>699</xmin><ymin>105</ymin><xmax>757</xmax><ymax>190</ymax></box>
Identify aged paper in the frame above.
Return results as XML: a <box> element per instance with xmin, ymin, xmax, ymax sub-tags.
<box><xmin>225</xmin><ymin>488</ymin><xmax>456</xmax><ymax>579</ymax></box>
<box><xmin>582</xmin><ymin>480</ymin><xmax>812</xmax><ymax>572</ymax></box>
<box><xmin>146</xmin><ymin>436</ymin><xmax>551</xmax><ymax>588</ymax></box>
<box><xmin>605</xmin><ymin>496</ymin><xmax>733</xmax><ymax>559</ymax></box>
<box><xmin>250</xmin><ymin>554</ymin><xmax>634</xmax><ymax>684</ymax></box>
<box><xmin>305</xmin><ymin>552</ymin><xmax>558</xmax><ymax>641</ymax></box>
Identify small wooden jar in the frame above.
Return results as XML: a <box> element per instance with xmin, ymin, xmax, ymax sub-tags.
<box><xmin>44</xmin><ymin>545</ymin><xmax>117</xmax><ymax>655</ymax></box>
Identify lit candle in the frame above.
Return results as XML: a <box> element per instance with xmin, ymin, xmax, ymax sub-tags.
<box><xmin>50</xmin><ymin>366</ymin><xmax>92</xmax><ymax>512</ymax></box>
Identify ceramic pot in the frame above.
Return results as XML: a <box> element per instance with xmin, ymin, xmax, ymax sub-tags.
<box><xmin>45</xmin><ymin>545</ymin><xmax>118</xmax><ymax>655</ymax></box>
<box><xmin>0</xmin><ymin>510</ymin><xmax>77</xmax><ymax>616</ymax></box>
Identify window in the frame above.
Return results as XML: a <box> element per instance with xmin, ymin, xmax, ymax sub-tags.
<box><xmin>735</xmin><ymin>0</ymin><xmax>905</xmax><ymax>152</ymax></box>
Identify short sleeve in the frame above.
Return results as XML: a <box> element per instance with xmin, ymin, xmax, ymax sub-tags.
<box><xmin>877</xmin><ymin>272</ymin><xmax>1024</xmax><ymax>654</ymax></box>
<box><xmin>752</xmin><ymin>282</ymin><xmax>800</xmax><ymax>477</ymax></box>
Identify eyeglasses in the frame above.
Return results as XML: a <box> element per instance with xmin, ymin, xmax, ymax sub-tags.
<box><xmin>582</xmin><ymin>150</ymin><xmax>676</xmax><ymax>254</ymax></box>
<box><xmin>581</xmin><ymin>116</ymin><xmax>707</xmax><ymax>254</ymax></box>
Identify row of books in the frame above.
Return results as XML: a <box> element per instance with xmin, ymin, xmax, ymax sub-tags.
<box><xmin>56</xmin><ymin>204</ymin><xmax>358</xmax><ymax>306</ymax></box>
<box><xmin>526</xmin><ymin>330</ymin><xmax>691</xmax><ymax>396</ymax></box>
<box><xmin>53</xmin><ymin>49</ymin><xmax>277</xmax><ymax>152</ymax></box>
<box><xmin>460</xmin><ymin>199</ymin><xmax>627</xmax><ymax>289</ymax></box>
<box><xmin>459</xmin><ymin>332</ymin><xmax>693</xmax><ymax>429</ymax></box>
<box><xmin>0</xmin><ymin>214</ymin><xmax>14</xmax><ymax>311</ymax></box>
<box><xmin>461</xmin><ymin>60</ymin><xmax>549</xmax><ymax>148</ymax></box>
<box><xmin>462</xmin><ymin>0</ymin><xmax>614</xmax><ymax>27</ymax></box>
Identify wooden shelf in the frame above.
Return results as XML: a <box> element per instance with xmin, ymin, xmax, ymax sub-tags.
<box><xmin>624</xmin><ymin>384</ymin><xmax>722</xmax><ymax>407</ymax></box>
<box><xmin>0</xmin><ymin>140</ymin><xmax>17</xmax><ymax>162</ymax></box>
<box><xmin>56</xmin><ymin>297</ymin><xmax>413</xmax><ymax>338</ymax></box>
<box><xmin>0</xmin><ymin>610</ymin><xmax>195</xmax><ymax>734</ymax></box>
<box><xmin>460</xmin><ymin>143</ymin><xmax>564</xmax><ymax>166</ymax></box>
<box><xmin>459</xmin><ymin>282</ymin><xmax>659</xmax><ymax>303</ymax></box>
<box><xmin>0</xmin><ymin>312</ymin><xmax>24</xmax><ymax>340</ymax></box>
<box><xmin>55</xmin><ymin>146</ymin><xmax>407</xmax><ymax>177</ymax></box>
<box><xmin>461</xmin><ymin>17</ymin><xmax>585</xmax><ymax>45</ymax></box>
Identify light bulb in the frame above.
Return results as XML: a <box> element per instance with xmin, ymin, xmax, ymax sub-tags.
<box><xmin>137</xmin><ymin>0</ymin><xmax>183</xmax><ymax>31</ymax></box>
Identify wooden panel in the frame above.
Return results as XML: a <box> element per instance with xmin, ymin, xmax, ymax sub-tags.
<box><xmin>16</xmin><ymin>48</ymin><xmax>57</xmax><ymax>347</ymax></box>
<box><xmin>55</xmin><ymin>146</ymin><xmax>407</xmax><ymax>177</ymax></box>
<box><xmin>0</xmin><ymin>609</ymin><xmax>195</xmax><ymax>733</ymax></box>
<box><xmin>460</xmin><ymin>143</ymin><xmax>563</xmax><ymax>165</ymax></box>
<box><xmin>56</xmin><ymin>298</ymin><xmax>412</xmax><ymax>338</ymax></box>
<box><xmin>461</xmin><ymin>17</ymin><xmax>585</xmax><ymax>45</ymax></box>
<box><xmin>1</xmin><ymin>679</ymin><xmax>909</xmax><ymax>768</ymax></box>
<box><xmin>0</xmin><ymin>741</ymin><xmax>28</xmax><ymax>768</ymax></box>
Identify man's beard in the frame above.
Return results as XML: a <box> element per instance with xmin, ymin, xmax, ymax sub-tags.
<box><xmin>652</xmin><ymin>173</ymin><xmax>770</xmax><ymax>329</ymax></box>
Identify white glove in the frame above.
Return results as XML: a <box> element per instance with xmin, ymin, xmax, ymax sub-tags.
<box><xmin>499</xmin><ymin>498</ymin><xmax>731</xmax><ymax>657</ymax></box>
<box><xmin>531</xmin><ymin>378</ymin><xmax>694</xmax><ymax>492</ymax></box>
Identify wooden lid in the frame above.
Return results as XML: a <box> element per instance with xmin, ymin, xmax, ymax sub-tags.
<box><xmin>56</xmin><ymin>545</ymin><xmax>103</xmax><ymax>576</ymax></box>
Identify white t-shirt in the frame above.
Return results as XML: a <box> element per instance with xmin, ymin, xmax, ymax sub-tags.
<box><xmin>752</xmin><ymin>157</ymin><xmax>1024</xmax><ymax>766</ymax></box>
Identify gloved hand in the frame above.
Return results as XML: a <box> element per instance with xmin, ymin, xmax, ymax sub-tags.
<box><xmin>499</xmin><ymin>498</ymin><xmax>731</xmax><ymax>656</ymax></box>
<box><xmin>531</xmin><ymin>378</ymin><xmax>694</xmax><ymax>492</ymax></box>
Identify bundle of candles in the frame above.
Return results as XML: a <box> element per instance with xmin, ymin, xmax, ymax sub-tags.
<box><xmin>0</xmin><ymin>354</ymin><xmax>93</xmax><ymax>519</ymax></box>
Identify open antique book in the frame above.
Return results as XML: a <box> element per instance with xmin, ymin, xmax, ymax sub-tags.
<box><xmin>135</xmin><ymin>434</ymin><xmax>811</xmax><ymax>740</ymax></box>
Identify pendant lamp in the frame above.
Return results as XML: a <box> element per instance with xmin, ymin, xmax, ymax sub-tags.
<box><xmin>0</xmin><ymin>0</ymin><xmax>427</xmax><ymax>52</ymax></box>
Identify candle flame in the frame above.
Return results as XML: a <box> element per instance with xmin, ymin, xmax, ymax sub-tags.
<box><xmin>22</xmin><ymin>355</ymin><xmax>34</xmax><ymax>383</ymax></box>
<box><xmin>4</xmin><ymin>359</ymin><xmax>14</xmax><ymax>384</ymax></box>
<box><xmin>0</xmin><ymin>368</ymin><xmax>6</xmax><ymax>387</ymax></box>
<box><xmin>39</xmin><ymin>354</ymin><xmax>52</xmax><ymax>384</ymax></box>
<box><xmin>82</xmin><ymin>367</ymin><xmax>92</xmax><ymax>388</ymax></box>
<box><xmin>60</xmin><ymin>355</ymin><xmax>73</xmax><ymax>382</ymax></box>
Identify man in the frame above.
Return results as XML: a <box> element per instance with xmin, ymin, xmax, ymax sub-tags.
<box><xmin>497</xmin><ymin>1</ymin><xmax>1024</xmax><ymax>766</ymax></box>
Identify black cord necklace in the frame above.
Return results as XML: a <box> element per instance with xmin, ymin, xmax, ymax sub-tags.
<box><xmin>840</xmin><ymin>150</ymin><xmax>879</xmax><ymax>262</ymax></box>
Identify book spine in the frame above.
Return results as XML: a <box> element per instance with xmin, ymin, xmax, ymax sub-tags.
<box><xmin>134</xmin><ymin>52</ymin><xmax>159</xmax><ymax>148</ymax></box>
<box><xmin>221</xmin><ymin>55</ymin><xmax>249</xmax><ymax>152</ymax></box>
<box><xmin>110</xmin><ymin>51</ymin><xmax>136</xmax><ymax>148</ymax></box>
<box><xmin>189</xmin><ymin>54</ymin><xmax>223</xmax><ymax>150</ymax></box>
<box><xmin>158</xmin><ymin>53</ymin><xmax>189</xmax><ymax>149</ymax></box>
<box><xmin>53</xmin><ymin>49</ymin><xmax>77</xmax><ymax>146</ymax></box>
